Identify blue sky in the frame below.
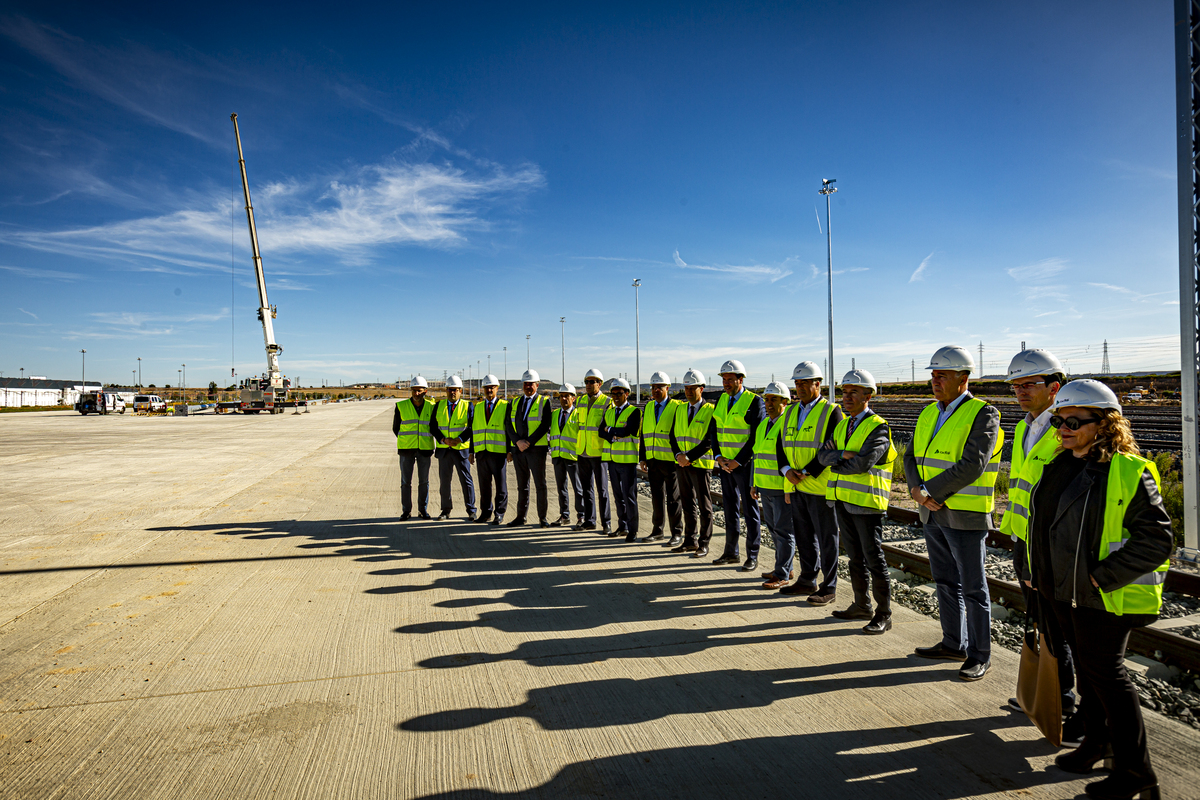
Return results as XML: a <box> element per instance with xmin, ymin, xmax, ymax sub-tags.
<box><xmin>0</xmin><ymin>1</ymin><xmax>1181</xmax><ymax>389</ymax></box>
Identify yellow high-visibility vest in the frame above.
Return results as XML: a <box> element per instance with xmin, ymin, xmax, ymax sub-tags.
<box><xmin>782</xmin><ymin>397</ymin><xmax>836</xmax><ymax>496</ymax></box>
<box><xmin>752</xmin><ymin>416</ymin><xmax>786</xmax><ymax>491</ymax></box>
<box><xmin>673</xmin><ymin>401</ymin><xmax>716</xmax><ymax>470</ymax></box>
<box><xmin>471</xmin><ymin>399</ymin><xmax>509</xmax><ymax>454</ymax></box>
<box><xmin>603</xmin><ymin>404</ymin><xmax>639</xmax><ymax>463</ymax></box>
<box><xmin>395</xmin><ymin>398</ymin><xmax>434</xmax><ymax>451</ymax></box>
<box><xmin>825</xmin><ymin>413</ymin><xmax>896</xmax><ymax>512</ymax></box>
<box><xmin>641</xmin><ymin>399</ymin><xmax>681</xmax><ymax>462</ymax></box>
<box><xmin>435</xmin><ymin>399</ymin><xmax>470</xmax><ymax>451</ymax></box>
<box><xmin>912</xmin><ymin>397</ymin><xmax>1004</xmax><ymax>513</ymax></box>
<box><xmin>576</xmin><ymin>392</ymin><xmax>610</xmax><ymax>458</ymax></box>
<box><xmin>548</xmin><ymin>405</ymin><xmax>582</xmax><ymax>461</ymax></box>
<box><xmin>1000</xmin><ymin>418</ymin><xmax>1059</xmax><ymax>541</ymax></box>
<box><xmin>508</xmin><ymin>394</ymin><xmax>550</xmax><ymax>446</ymax></box>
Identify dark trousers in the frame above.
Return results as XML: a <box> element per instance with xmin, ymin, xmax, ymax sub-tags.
<box><xmin>677</xmin><ymin>466</ymin><xmax>713</xmax><ymax>548</ymax></box>
<box><xmin>1047</xmin><ymin>599</ymin><xmax>1152</xmax><ymax>777</ymax></box>
<box><xmin>398</xmin><ymin>452</ymin><xmax>431</xmax><ymax>515</ymax></box>
<box><xmin>474</xmin><ymin>451</ymin><xmax>508</xmax><ymax>521</ymax></box>
<box><xmin>924</xmin><ymin>519</ymin><xmax>990</xmax><ymax>662</ymax></box>
<box><xmin>552</xmin><ymin>457</ymin><xmax>582</xmax><ymax>521</ymax></box>
<box><xmin>646</xmin><ymin>459</ymin><xmax>683</xmax><ymax>536</ymax></box>
<box><xmin>608</xmin><ymin>461</ymin><xmax>639</xmax><ymax>535</ymax></box>
<box><xmin>788</xmin><ymin>490</ymin><xmax>839</xmax><ymax>592</ymax></box>
<box><xmin>834</xmin><ymin>503</ymin><xmax>890</xmax><ymax>614</ymax></box>
<box><xmin>1023</xmin><ymin>587</ymin><xmax>1077</xmax><ymax>709</ymax></box>
<box><xmin>578</xmin><ymin>456</ymin><xmax>611</xmax><ymax>527</ymax></box>
<box><xmin>718</xmin><ymin>462</ymin><xmax>760</xmax><ymax>559</ymax></box>
<box><xmin>436</xmin><ymin>449</ymin><xmax>476</xmax><ymax>516</ymax></box>
<box><xmin>511</xmin><ymin>445</ymin><xmax>549</xmax><ymax>522</ymax></box>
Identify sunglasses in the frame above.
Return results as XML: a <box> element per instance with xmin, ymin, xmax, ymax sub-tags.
<box><xmin>1050</xmin><ymin>414</ymin><xmax>1101</xmax><ymax>431</ymax></box>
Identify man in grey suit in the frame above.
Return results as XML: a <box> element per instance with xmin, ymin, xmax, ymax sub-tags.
<box><xmin>903</xmin><ymin>345</ymin><xmax>1004</xmax><ymax>682</ymax></box>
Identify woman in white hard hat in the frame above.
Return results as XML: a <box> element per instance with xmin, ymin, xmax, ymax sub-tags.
<box><xmin>1023</xmin><ymin>379</ymin><xmax>1172</xmax><ymax>800</ymax></box>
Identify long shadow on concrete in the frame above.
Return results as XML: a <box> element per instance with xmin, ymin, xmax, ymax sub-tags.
<box><xmin>407</xmin><ymin>720</ymin><xmax>1073</xmax><ymax>800</ymax></box>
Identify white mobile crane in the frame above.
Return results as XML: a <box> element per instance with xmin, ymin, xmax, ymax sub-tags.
<box><xmin>232</xmin><ymin>113</ymin><xmax>289</xmax><ymax>414</ymax></box>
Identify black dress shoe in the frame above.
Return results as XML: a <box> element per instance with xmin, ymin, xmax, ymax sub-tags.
<box><xmin>914</xmin><ymin>643</ymin><xmax>968</xmax><ymax>661</ymax></box>
<box><xmin>625</xmin><ymin>533</ymin><xmax>637</xmax><ymax>542</ymax></box>
<box><xmin>712</xmin><ymin>554</ymin><xmax>739</xmax><ymax>565</ymax></box>
<box><xmin>740</xmin><ymin>558</ymin><xmax>758</xmax><ymax>572</ymax></box>
<box><xmin>780</xmin><ymin>581</ymin><xmax>819</xmax><ymax>596</ymax></box>
<box><xmin>614</xmin><ymin>526</ymin><xmax>627</xmax><ymax>535</ymax></box>
<box><xmin>505</xmin><ymin>518</ymin><xmax>526</xmax><ymax>528</ymax></box>
<box><xmin>666</xmin><ymin>535</ymin><xmax>683</xmax><ymax>547</ymax></box>
<box><xmin>466</xmin><ymin>513</ymin><xmax>477</xmax><ymax>522</ymax></box>
<box><xmin>670</xmin><ymin>543</ymin><xmax>695</xmax><ymax>553</ymax></box>
<box><xmin>418</xmin><ymin>512</ymin><xmax>432</xmax><ymax>520</ymax></box>
<box><xmin>437</xmin><ymin>512</ymin><xmax>451</xmax><ymax>520</ymax></box>
<box><xmin>1055</xmin><ymin>740</ymin><xmax>1114</xmax><ymax>775</ymax></box>
<box><xmin>539</xmin><ymin>519</ymin><xmax>550</xmax><ymax>528</ymax></box>
<box><xmin>692</xmin><ymin>546</ymin><xmax>709</xmax><ymax>558</ymax></box>
<box><xmin>601</xmin><ymin>526</ymin><xmax>611</xmax><ymax>535</ymax></box>
<box><xmin>958</xmin><ymin>658</ymin><xmax>990</xmax><ymax>681</ymax></box>
<box><xmin>643</xmin><ymin>531</ymin><xmax>665</xmax><ymax>541</ymax></box>
<box><xmin>549</xmin><ymin>517</ymin><xmax>567</xmax><ymax>527</ymax></box>
<box><xmin>1061</xmin><ymin>710</ymin><xmax>1085</xmax><ymax>748</ymax></box>
<box><xmin>1084</xmin><ymin>770</ymin><xmax>1158</xmax><ymax>799</ymax></box>
<box><xmin>399</xmin><ymin>513</ymin><xmax>411</xmax><ymax>521</ymax></box>
<box><xmin>572</xmin><ymin>523</ymin><xmax>596</xmax><ymax>531</ymax></box>
<box><xmin>862</xmin><ymin>613</ymin><xmax>892</xmax><ymax>635</ymax></box>
<box><xmin>831</xmin><ymin>604</ymin><xmax>873</xmax><ymax>621</ymax></box>
<box><xmin>607</xmin><ymin>529</ymin><xmax>621</xmax><ymax>537</ymax></box>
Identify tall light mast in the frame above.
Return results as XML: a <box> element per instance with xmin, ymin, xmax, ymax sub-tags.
<box><xmin>231</xmin><ymin>113</ymin><xmax>284</xmax><ymax>405</ymax></box>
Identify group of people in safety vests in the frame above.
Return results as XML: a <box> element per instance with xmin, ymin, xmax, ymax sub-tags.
<box><xmin>392</xmin><ymin>345</ymin><xmax>1175</xmax><ymax>800</ymax></box>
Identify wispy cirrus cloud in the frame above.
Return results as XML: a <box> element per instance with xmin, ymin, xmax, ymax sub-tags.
<box><xmin>1007</xmin><ymin>257</ymin><xmax>1068</xmax><ymax>283</ymax></box>
<box><xmin>17</xmin><ymin>307</ymin><xmax>38</xmax><ymax>319</ymax></box>
<box><xmin>910</xmin><ymin>251</ymin><xmax>934</xmax><ymax>282</ymax></box>
<box><xmin>672</xmin><ymin>250</ymin><xmax>793</xmax><ymax>283</ymax></box>
<box><xmin>0</xmin><ymin>263</ymin><xmax>84</xmax><ymax>280</ymax></box>
<box><xmin>60</xmin><ymin>309</ymin><xmax>230</xmax><ymax>340</ymax></box>
<box><xmin>1</xmin><ymin>159</ymin><xmax>545</xmax><ymax>271</ymax></box>
<box><xmin>1087</xmin><ymin>283</ymin><xmax>1170</xmax><ymax>303</ymax></box>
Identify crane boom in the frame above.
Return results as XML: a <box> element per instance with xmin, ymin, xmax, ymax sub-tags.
<box><xmin>231</xmin><ymin>113</ymin><xmax>287</xmax><ymax>413</ymax></box>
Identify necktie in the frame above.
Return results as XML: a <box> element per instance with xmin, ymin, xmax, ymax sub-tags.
<box><xmin>487</xmin><ymin>400</ymin><xmax>493</xmax><ymax>416</ymax></box>
<box><xmin>560</xmin><ymin>409</ymin><xmax>566</xmax><ymax>428</ymax></box>
<box><xmin>688</xmin><ymin>404</ymin><xmax>696</xmax><ymax>424</ymax></box>
<box><xmin>847</xmin><ymin>415</ymin><xmax>859</xmax><ymax>439</ymax></box>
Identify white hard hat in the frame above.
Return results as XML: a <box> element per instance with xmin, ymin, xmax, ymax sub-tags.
<box><xmin>764</xmin><ymin>381</ymin><xmax>791</xmax><ymax>399</ymax></box>
<box><xmin>840</xmin><ymin>368</ymin><xmax>877</xmax><ymax>392</ymax></box>
<box><xmin>1051</xmin><ymin>379</ymin><xmax>1121</xmax><ymax>413</ymax></box>
<box><xmin>522</xmin><ymin>369</ymin><xmax>540</xmax><ymax>383</ymax></box>
<box><xmin>718</xmin><ymin>359</ymin><xmax>747</xmax><ymax>377</ymax></box>
<box><xmin>682</xmin><ymin>368</ymin><xmax>706</xmax><ymax>386</ymax></box>
<box><xmin>610</xmin><ymin>377</ymin><xmax>631</xmax><ymax>391</ymax></box>
<box><xmin>583</xmin><ymin>368</ymin><xmax>604</xmax><ymax>381</ymax></box>
<box><xmin>926</xmin><ymin>345</ymin><xmax>975</xmax><ymax>371</ymax></box>
<box><xmin>481</xmin><ymin>373</ymin><xmax>500</xmax><ymax>387</ymax></box>
<box><xmin>792</xmin><ymin>361</ymin><xmax>823</xmax><ymax>381</ymax></box>
<box><xmin>1006</xmin><ymin>348</ymin><xmax>1065</xmax><ymax>382</ymax></box>
<box><xmin>446</xmin><ymin>375</ymin><xmax>463</xmax><ymax>389</ymax></box>
<box><xmin>411</xmin><ymin>376</ymin><xmax>429</xmax><ymax>388</ymax></box>
<box><xmin>557</xmin><ymin>383</ymin><xmax>577</xmax><ymax>395</ymax></box>
<box><xmin>650</xmin><ymin>371</ymin><xmax>671</xmax><ymax>385</ymax></box>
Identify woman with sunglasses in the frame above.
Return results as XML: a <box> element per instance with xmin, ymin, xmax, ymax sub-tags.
<box><xmin>1019</xmin><ymin>379</ymin><xmax>1173</xmax><ymax>800</ymax></box>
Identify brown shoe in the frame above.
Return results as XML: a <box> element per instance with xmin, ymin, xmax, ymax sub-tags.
<box><xmin>760</xmin><ymin>569</ymin><xmax>797</xmax><ymax>580</ymax></box>
<box><xmin>779</xmin><ymin>580</ymin><xmax>819</xmax><ymax>596</ymax></box>
<box><xmin>762</xmin><ymin>578</ymin><xmax>790</xmax><ymax>590</ymax></box>
<box><xmin>807</xmin><ymin>591</ymin><xmax>837</xmax><ymax>606</ymax></box>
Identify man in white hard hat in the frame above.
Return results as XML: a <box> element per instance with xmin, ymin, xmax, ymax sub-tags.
<box><xmin>430</xmin><ymin>375</ymin><xmax>477</xmax><ymax>521</ymax></box>
<box><xmin>573</xmin><ymin>368</ymin><xmax>612</xmax><ymax>534</ymax></box>
<box><xmin>599</xmin><ymin>377</ymin><xmax>642</xmax><ymax>542</ymax></box>
<box><xmin>470</xmin><ymin>375</ymin><xmax>509</xmax><ymax>525</ymax></box>
<box><xmin>505</xmin><ymin>369</ymin><xmax>552</xmax><ymax>527</ymax></box>
<box><xmin>711</xmin><ymin>360</ymin><xmax>766</xmax><ymax>571</ymax></box>
<box><xmin>639</xmin><ymin>371</ymin><xmax>684</xmax><ymax>544</ymax></box>
<box><xmin>903</xmin><ymin>345</ymin><xmax>1003</xmax><ymax>681</ymax></box>
<box><xmin>1001</xmin><ymin>349</ymin><xmax>1080</xmax><ymax>732</ymax></box>
<box><xmin>671</xmin><ymin>369</ymin><xmax>717</xmax><ymax>557</ymax></box>
<box><xmin>816</xmin><ymin>369</ymin><xmax>895</xmax><ymax>634</ymax></box>
<box><xmin>777</xmin><ymin>361</ymin><xmax>844</xmax><ymax>604</ymax></box>
<box><xmin>392</xmin><ymin>376</ymin><xmax>435</xmax><ymax>520</ymax></box>
<box><xmin>750</xmin><ymin>382</ymin><xmax>793</xmax><ymax>588</ymax></box>
<box><xmin>548</xmin><ymin>383</ymin><xmax>584</xmax><ymax>527</ymax></box>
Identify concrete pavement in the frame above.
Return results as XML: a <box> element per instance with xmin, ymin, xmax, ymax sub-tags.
<box><xmin>1</xmin><ymin>401</ymin><xmax>1197</xmax><ymax>799</ymax></box>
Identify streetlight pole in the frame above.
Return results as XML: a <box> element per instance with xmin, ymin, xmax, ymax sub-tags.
<box><xmin>560</xmin><ymin>317</ymin><xmax>566</xmax><ymax>385</ymax></box>
<box><xmin>819</xmin><ymin>179</ymin><xmax>837</xmax><ymax>403</ymax></box>
<box><xmin>503</xmin><ymin>347</ymin><xmax>508</xmax><ymax>398</ymax></box>
<box><xmin>632</xmin><ymin>279</ymin><xmax>641</xmax><ymax>404</ymax></box>
<box><xmin>477</xmin><ymin>360</ymin><xmax>480</xmax><ymax>400</ymax></box>
<box><xmin>526</xmin><ymin>335</ymin><xmax>530</xmax><ymax>370</ymax></box>
<box><xmin>79</xmin><ymin>351</ymin><xmax>85</xmax><ymax>393</ymax></box>
<box><xmin>182</xmin><ymin>364</ymin><xmax>186</xmax><ymax>397</ymax></box>
<box><xmin>137</xmin><ymin>357</ymin><xmax>141</xmax><ymax>387</ymax></box>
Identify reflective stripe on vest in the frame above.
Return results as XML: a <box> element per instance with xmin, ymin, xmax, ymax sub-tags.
<box><xmin>1098</xmin><ymin>454</ymin><xmax>1169</xmax><ymax>616</ymax></box>
<box><xmin>549</xmin><ymin>406</ymin><xmax>581</xmax><ymax>461</ymax></box>
<box><xmin>603</xmin><ymin>404</ymin><xmax>639</xmax><ymax>463</ymax></box>
<box><xmin>576</xmin><ymin>393</ymin><xmax>611</xmax><ymax>458</ymax></box>
<box><xmin>642</xmin><ymin>399</ymin><xmax>682</xmax><ymax>461</ymax></box>
<box><xmin>472</xmin><ymin>399</ymin><xmax>509</xmax><ymax>454</ymax></box>
<box><xmin>674</xmin><ymin>402</ymin><xmax>716</xmax><ymax>470</ymax></box>
<box><xmin>752</xmin><ymin>416</ymin><xmax>786</xmax><ymax>490</ymax></box>
<box><xmin>824</xmin><ymin>413</ymin><xmax>896</xmax><ymax>511</ymax></box>
<box><xmin>782</xmin><ymin>397</ymin><xmax>835</xmax><ymax>496</ymax></box>
<box><xmin>396</xmin><ymin>399</ymin><xmax>435</xmax><ymax>451</ymax></box>
<box><xmin>509</xmin><ymin>394</ymin><xmax>550</xmax><ymax>446</ymax></box>
<box><xmin>435</xmin><ymin>399</ymin><xmax>471</xmax><ymax>450</ymax></box>
<box><xmin>1000</xmin><ymin>418</ymin><xmax>1059</xmax><ymax>541</ymax></box>
<box><xmin>912</xmin><ymin>397</ymin><xmax>1004</xmax><ymax>513</ymax></box>
<box><xmin>713</xmin><ymin>390</ymin><xmax>757</xmax><ymax>459</ymax></box>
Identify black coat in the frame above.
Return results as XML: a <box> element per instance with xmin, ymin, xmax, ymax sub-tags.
<box><xmin>1015</xmin><ymin>451</ymin><xmax>1173</xmax><ymax>617</ymax></box>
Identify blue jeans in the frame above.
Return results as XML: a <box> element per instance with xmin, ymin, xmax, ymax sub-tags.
<box><xmin>398</xmin><ymin>452</ymin><xmax>431</xmax><ymax>515</ymax></box>
<box><xmin>760</xmin><ymin>492</ymin><xmax>791</xmax><ymax>578</ymax></box>
<box><xmin>923</xmin><ymin>519</ymin><xmax>991</xmax><ymax>662</ymax></box>
<box><xmin>718</xmin><ymin>462</ymin><xmax>760</xmax><ymax>559</ymax></box>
